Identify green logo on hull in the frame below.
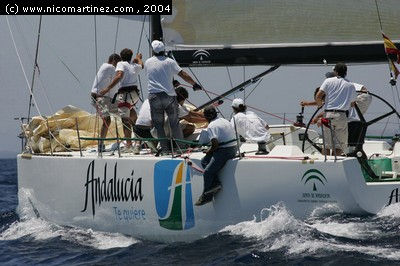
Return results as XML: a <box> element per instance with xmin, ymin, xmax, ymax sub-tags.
<box><xmin>301</xmin><ymin>169</ymin><xmax>327</xmax><ymax>191</ymax></box>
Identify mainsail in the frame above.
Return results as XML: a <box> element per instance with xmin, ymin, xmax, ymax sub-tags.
<box><xmin>154</xmin><ymin>0</ymin><xmax>400</xmax><ymax>66</ymax></box>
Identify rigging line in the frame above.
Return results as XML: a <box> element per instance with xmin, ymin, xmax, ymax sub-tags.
<box><xmin>187</xmin><ymin>67</ymin><xmax>225</xmax><ymax>118</ymax></box>
<box><xmin>113</xmin><ymin>16</ymin><xmax>120</xmax><ymax>53</ymax></box>
<box><xmin>6</xmin><ymin>16</ymin><xmax>73</xmax><ymax>152</ymax></box>
<box><xmin>12</xmin><ymin>17</ymin><xmax>49</xmax><ymax>114</ymax></box>
<box><xmin>6</xmin><ymin>16</ymin><xmax>41</xmax><ymax>117</ymax></box>
<box><xmin>225</xmin><ymin>67</ymin><xmax>234</xmax><ymax>97</ymax></box>
<box><xmin>198</xmin><ymin>86</ymin><xmax>296</xmax><ymax>124</ymax></box>
<box><xmin>27</xmin><ymin>15</ymin><xmax>42</xmax><ymax>124</ymax></box>
<box><xmin>244</xmin><ymin>78</ymin><xmax>263</xmax><ymax>101</ymax></box>
<box><xmin>242</xmin><ymin>66</ymin><xmax>246</xmax><ymax>102</ymax></box>
<box><xmin>16</xmin><ymin>17</ymin><xmax>55</xmax><ymax>115</ymax></box>
<box><xmin>374</xmin><ymin>0</ymin><xmax>383</xmax><ymax>31</ymax></box>
<box><xmin>22</xmin><ymin>14</ymin><xmax>82</xmax><ymax>85</ymax></box>
<box><xmin>380</xmin><ymin>117</ymin><xmax>390</xmax><ymax>137</ymax></box>
<box><xmin>136</xmin><ymin>15</ymin><xmax>147</xmax><ymax>103</ymax></box>
<box><xmin>14</xmin><ymin>17</ymin><xmax>56</xmax><ymax>119</ymax></box>
<box><xmin>94</xmin><ymin>15</ymin><xmax>98</xmax><ymax>74</ymax></box>
<box><xmin>137</xmin><ymin>15</ymin><xmax>147</xmax><ymax>53</ymax></box>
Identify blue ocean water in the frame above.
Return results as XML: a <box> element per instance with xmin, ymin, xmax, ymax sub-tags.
<box><xmin>2</xmin><ymin>158</ymin><xmax>400</xmax><ymax>265</ymax></box>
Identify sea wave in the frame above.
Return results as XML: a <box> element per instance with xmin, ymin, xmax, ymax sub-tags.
<box><xmin>0</xmin><ymin>188</ymin><xmax>139</xmax><ymax>250</ymax></box>
<box><xmin>220</xmin><ymin>202</ymin><xmax>400</xmax><ymax>260</ymax></box>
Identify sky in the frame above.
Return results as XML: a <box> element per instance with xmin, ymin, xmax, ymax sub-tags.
<box><xmin>0</xmin><ymin>15</ymin><xmax>399</xmax><ymax>156</ymax></box>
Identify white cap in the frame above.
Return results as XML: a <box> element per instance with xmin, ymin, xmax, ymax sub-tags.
<box><xmin>151</xmin><ymin>40</ymin><xmax>165</xmax><ymax>53</ymax></box>
<box><xmin>232</xmin><ymin>98</ymin><xmax>245</xmax><ymax>108</ymax></box>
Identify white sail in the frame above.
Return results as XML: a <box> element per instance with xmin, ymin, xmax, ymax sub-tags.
<box><xmin>162</xmin><ymin>0</ymin><xmax>400</xmax><ymax>49</ymax></box>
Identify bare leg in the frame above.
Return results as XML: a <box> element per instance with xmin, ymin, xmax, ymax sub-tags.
<box><xmin>122</xmin><ymin>117</ymin><xmax>132</xmax><ymax>148</ymax></box>
<box><xmin>129</xmin><ymin>108</ymin><xmax>139</xmax><ymax>148</ymax></box>
<box><xmin>100</xmin><ymin>116</ymin><xmax>111</xmax><ymax>139</ymax></box>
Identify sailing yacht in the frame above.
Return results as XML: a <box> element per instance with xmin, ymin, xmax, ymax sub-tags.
<box><xmin>15</xmin><ymin>0</ymin><xmax>400</xmax><ymax>242</ymax></box>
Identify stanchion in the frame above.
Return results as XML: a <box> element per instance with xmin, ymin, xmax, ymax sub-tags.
<box><xmin>45</xmin><ymin>119</ymin><xmax>53</xmax><ymax>156</ymax></box>
<box><xmin>115</xmin><ymin>117</ymin><xmax>121</xmax><ymax>158</ymax></box>
<box><xmin>75</xmin><ymin>118</ymin><xmax>83</xmax><ymax>157</ymax></box>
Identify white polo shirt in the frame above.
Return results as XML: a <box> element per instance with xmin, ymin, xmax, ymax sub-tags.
<box><xmin>91</xmin><ymin>63</ymin><xmax>117</xmax><ymax>97</ymax></box>
<box><xmin>116</xmin><ymin>61</ymin><xmax>142</xmax><ymax>88</ymax></box>
<box><xmin>231</xmin><ymin>111</ymin><xmax>271</xmax><ymax>142</ymax></box>
<box><xmin>348</xmin><ymin>83</ymin><xmax>372</xmax><ymax>121</ymax></box>
<box><xmin>320</xmin><ymin>77</ymin><xmax>357</xmax><ymax>111</ymax></box>
<box><xmin>145</xmin><ymin>56</ymin><xmax>182</xmax><ymax>96</ymax></box>
<box><xmin>135</xmin><ymin>99</ymin><xmax>152</xmax><ymax>127</ymax></box>
<box><xmin>198</xmin><ymin>118</ymin><xmax>236</xmax><ymax>148</ymax></box>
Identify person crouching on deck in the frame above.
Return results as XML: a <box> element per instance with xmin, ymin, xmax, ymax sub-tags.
<box><xmin>175</xmin><ymin>86</ymin><xmax>208</xmax><ymax>138</ymax></box>
<box><xmin>231</xmin><ymin>98</ymin><xmax>271</xmax><ymax>155</ymax></box>
<box><xmin>195</xmin><ymin>106</ymin><xmax>237</xmax><ymax>206</ymax></box>
<box><xmin>91</xmin><ymin>53</ymin><xmax>121</xmax><ymax>152</ymax></box>
<box><xmin>99</xmin><ymin>48</ymin><xmax>143</xmax><ymax>151</ymax></box>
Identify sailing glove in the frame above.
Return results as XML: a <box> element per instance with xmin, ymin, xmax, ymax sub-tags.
<box><xmin>192</xmin><ymin>83</ymin><xmax>202</xmax><ymax>91</ymax></box>
<box><xmin>173</xmin><ymin>79</ymin><xmax>180</xmax><ymax>88</ymax></box>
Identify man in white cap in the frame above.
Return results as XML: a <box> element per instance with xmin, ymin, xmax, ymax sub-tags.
<box><xmin>145</xmin><ymin>40</ymin><xmax>202</xmax><ymax>153</ymax></box>
<box><xmin>230</xmin><ymin>98</ymin><xmax>271</xmax><ymax>154</ymax></box>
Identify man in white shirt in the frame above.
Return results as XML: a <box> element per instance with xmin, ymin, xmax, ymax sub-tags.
<box><xmin>316</xmin><ymin>63</ymin><xmax>357</xmax><ymax>155</ymax></box>
<box><xmin>145</xmin><ymin>40</ymin><xmax>201</xmax><ymax>152</ymax></box>
<box><xmin>134</xmin><ymin>99</ymin><xmax>158</xmax><ymax>154</ymax></box>
<box><xmin>100</xmin><ymin>48</ymin><xmax>143</xmax><ymax>150</ymax></box>
<box><xmin>195</xmin><ymin>106</ymin><xmax>237</xmax><ymax>206</ymax></box>
<box><xmin>230</xmin><ymin>98</ymin><xmax>271</xmax><ymax>154</ymax></box>
<box><xmin>91</xmin><ymin>53</ymin><xmax>121</xmax><ymax>151</ymax></box>
<box><xmin>175</xmin><ymin>86</ymin><xmax>207</xmax><ymax>138</ymax></box>
<box><xmin>347</xmin><ymin>83</ymin><xmax>372</xmax><ymax>149</ymax></box>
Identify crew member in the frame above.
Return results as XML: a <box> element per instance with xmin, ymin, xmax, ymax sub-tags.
<box><xmin>100</xmin><ymin>48</ymin><xmax>143</xmax><ymax>151</ymax></box>
<box><xmin>145</xmin><ymin>40</ymin><xmax>201</xmax><ymax>153</ymax></box>
<box><xmin>315</xmin><ymin>63</ymin><xmax>357</xmax><ymax>155</ymax></box>
<box><xmin>134</xmin><ymin>99</ymin><xmax>157</xmax><ymax>154</ymax></box>
<box><xmin>175</xmin><ymin>86</ymin><xmax>207</xmax><ymax>138</ymax></box>
<box><xmin>90</xmin><ymin>53</ymin><xmax>121</xmax><ymax>152</ymax></box>
<box><xmin>230</xmin><ymin>98</ymin><xmax>271</xmax><ymax>154</ymax></box>
<box><xmin>195</xmin><ymin>106</ymin><xmax>237</xmax><ymax>206</ymax></box>
<box><xmin>347</xmin><ymin>83</ymin><xmax>372</xmax><ymax>148</ymax></box>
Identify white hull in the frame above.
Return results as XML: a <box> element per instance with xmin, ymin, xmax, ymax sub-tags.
<box><xmin>17</xmin><ymin>144</ymin><xmax>400</xmax><ymax>242</ymax></box>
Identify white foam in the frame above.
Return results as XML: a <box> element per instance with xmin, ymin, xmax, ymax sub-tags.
<box><xmin>309</xmin><ymin>222</ymin><xmax>381</xmax><ymax>240</ymax></box>
<box><xmin>220</xmin><ymin>202</ymin><xmax>305</xmax><ymax>239</ymax></box>
<box><xmin>0</xmin><ymin>217</ymin><xmax>139</xmax><ymax>249</ymax></box>
<box><xmin>309</xmin><ymin>203</ymin><xmax>343</xmax><ymax>217</ymax></box>
<box><xmin>221</xmin><ymin>202</ymin><xmax>400</xmax><ymax>260</ymax></box>
<box><xmin>377</xmin><ymin>202</ymin><xmax>400</xmax><ymax>219</ymax></box>
<box><xmin>2</xmin><ymin>189</ymin><xmax>140</xmax><ymax>249</ymax></box>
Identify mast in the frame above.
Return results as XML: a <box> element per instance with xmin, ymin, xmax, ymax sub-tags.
<box><xmin>150</xmin><ymin>15</ymin><xmax>163</xmax><ymax>42</ymax></box>
<box><xmin>27</xmin><ymin>15</ymin><xmax>42</xmax><ymax>124</ymax></box>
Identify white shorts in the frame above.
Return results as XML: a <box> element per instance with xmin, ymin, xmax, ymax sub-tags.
<box><xmin>117</xmin><ymin>91</ymin><xmax>139</xmax><ymax>118</ymax></box>
<box><xmin>92</xmin><ymin>96</ymin><xmax>118</xmax><ymax>117</ymax></box>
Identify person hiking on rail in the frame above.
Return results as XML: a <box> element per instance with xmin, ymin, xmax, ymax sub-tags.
<box><xmin>195</xmin><ymin>106</ymin><xmax>237</xmax><ymax>206</ymax></box>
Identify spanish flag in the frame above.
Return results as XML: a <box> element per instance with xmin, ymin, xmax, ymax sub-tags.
<box><xmin>382</xmin><ymin>33</ymin><xmax>400</xmax><ymax>78</ymax></box>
